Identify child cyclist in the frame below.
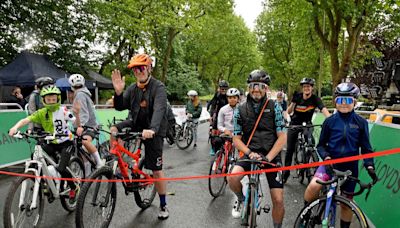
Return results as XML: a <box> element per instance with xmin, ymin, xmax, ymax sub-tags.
<box><xmin>68</xmin><ymin>74</ymin><xmax>104</xmax><ymax>176</ymax></box>
<box><xmin>303</xmin><ymin>82</ymin><xmax>378</xmax><ymax>228</ymax></box>
<box><xmin>8</xmin><ymin>85</ymin><xmax>80</xmax><ymax>201</ymax></box>
<box><xmin>217</xmin><ymin>88</ymin><xmax>240</xmax><ymax>136</ymax></box>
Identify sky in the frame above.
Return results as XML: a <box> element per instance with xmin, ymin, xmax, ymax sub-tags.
<box><xmin>234</xmin><ymin>0</ymin><xmax>264</xmax><ymax>30</ymax></box>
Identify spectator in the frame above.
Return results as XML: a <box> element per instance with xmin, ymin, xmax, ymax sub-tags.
<box><xmin>6</xmin><ymin>86</ymin><xmax>26</xmax><ymax>108</ymax></box>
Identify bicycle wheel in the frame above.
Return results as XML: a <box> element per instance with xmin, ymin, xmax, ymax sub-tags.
<box><xmin>294</xmin><ymin>195</ymin><xmax>368</xmax><ymax>228</ymax></box>
<box><xmin>60</xmin><ymin>156</ymin><xmax>84</xmax><ymax>212</ymax></box>
<box><xmin>99</xmin><ymin>141</ymin><xmax>112</xmax><ymax>162</ymax></box>
<box><xmin>133</xmin><ymin>158</ymin><xmax>157</xmax><ymax>209</ymax></box>
<box><xmin>75</xmin><ymin>166</ymin><xmax>117</xmax><ymax>228</ymax></box>
<box><xmin>176</xmin><ymin>127</ymin><xmax>193</xmax><ymax>150</ymax></box>
<box><xmin>241</xmin><ymin>185</ymin><xmax>252</xmax><ymax>226</ymax></box>
<box><xmin>208</xmin><ymin>149</ymin><xmax>227</xmax><ymax>197</ymax></box>
<box><xmin>249</xmin><ymin>185</ymin><xmax>258</xmax><ymax>228</ymax></box>
<box><xmin>3</xmin><ymin>172</ymin><xmax>44</xmax><ymax>228</ymax></box>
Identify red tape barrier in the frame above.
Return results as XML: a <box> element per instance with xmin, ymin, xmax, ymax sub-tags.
<box><xmin>1</xmin><ymin>148</ymin><xmax>399</xmax><ymax>183</ymax></box>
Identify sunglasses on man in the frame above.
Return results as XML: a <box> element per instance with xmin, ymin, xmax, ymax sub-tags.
<box><xmin>335</xmin><ymin>96</ymin><xmax>355</xmax><ymax>105</ymax></box>
<box><xmin>248</xmin><ymin>82</ymin><xmax>267</xmax><ymax>90</ymax></box>
<box><xmin>132</xmin><ymin>65</ymin><xmax>147</xmax><ymax>73</ymax></box>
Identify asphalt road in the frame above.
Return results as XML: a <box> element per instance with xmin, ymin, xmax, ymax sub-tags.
<box><xmin>0</xmin><ymin>123</ymin><xmax>307</xmax><ymax>228</ymax></box>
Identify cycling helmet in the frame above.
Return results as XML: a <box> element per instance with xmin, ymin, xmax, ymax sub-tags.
<box><xmin>227</xmin><ymin>88</ymin><xmax>240</xmax><ymax>97</ymax></box>
<box><xmin>35</xmin><ymin>76</ymin><xmax>55</xmax><ymax>89</ymax></box>
<box><xmin>40</xmin><ymin>85</ymin><xmax>61</xmax><ymax>111</ymax></box>
<box><xmin>127</xmin><ymin>53</ymin><xmax>153</xmax><ymax>69</ymax></box>
<box><xmin>218</xmin><ymin>80</ymin><xmax>229</xmax><ymax>88</ymax></box>
<box><xmin>334</xmin><ymin>82</ymin><xmax>360</xmax><ymax>98</ymax></box>
<box><xmin>187</xmin><ymin>90</ymin><xmax>198</xmax><ymax>96</ymax></box>
<box><xmin>300</xmin><ymin>77</ymin><xmax>315</xmax><ymax>86</ymax></box>
<box><xmin>68</xmin><ymin>74</ymin><xmax>85</xmax><ymax>87</ymax></box>
<box><xmin>247</xmin><ymin>70</ymin><xmax>271</xmax><ymax>86</ymax></box>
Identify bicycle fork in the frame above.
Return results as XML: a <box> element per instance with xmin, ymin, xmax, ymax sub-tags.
<box><xmin>20</xmin><ymin>160</ymin><xmax>43</xmax><ymax>210</ymax></box>
<box><xmin>322</xmin><ymin>186</ymin><xmax>337</xmax><ymax>227</ymax></box>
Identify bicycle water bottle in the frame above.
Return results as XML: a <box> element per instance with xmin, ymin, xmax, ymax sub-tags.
<box><xmin>48</xmin><ymin>165</ymin><xmax>61</xmax><ymax>186</ymax></box>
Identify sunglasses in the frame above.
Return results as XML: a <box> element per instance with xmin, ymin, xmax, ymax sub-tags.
<box><xmin>132</xmin><ymin>65</ymin><xmax>147</xmax><ymax>73</ymax></box>
<box><xmin>248</xmin><ymin>82</ymin><xmax>267</xmax><ymax>90</ymax></box>
<box><xmin>335</xmin><ymin>96</ymin><xmax>354</xmax><ymax>105</ymax></box>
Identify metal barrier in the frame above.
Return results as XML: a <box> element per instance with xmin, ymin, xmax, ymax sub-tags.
<box><xmin>377</xmin><ymin>113</ymin><xmax>400</xmax><ymax>128</ymax></box>
<box><xmin>0</xmin><ymin>103</ymin><xmax>23</xmax><ymax>112</ymax></box>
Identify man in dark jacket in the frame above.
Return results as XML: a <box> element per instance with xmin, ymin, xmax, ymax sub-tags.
<box><xmin>111</xmin><ymin>53</ymin><xmax>169</xmax><ymax>220</ymax></box>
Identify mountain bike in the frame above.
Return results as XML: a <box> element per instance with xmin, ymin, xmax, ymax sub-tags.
<box><xmin>175</xmin><ymin>117</ymin><xmax>196</xmax><ymax>149</ymax></box>
<box><xmin>71</xmin><ymin>126</ymin><xmax>111</xmax><ymax>177</ymax></box>
<box><xmin>294</xmin><ymin>169</ymin><xmax>375</xmax><ymax>228</ymax></box>
<box><xmin>75</xmin><ymin>130</ymin><xmax>156</xmax><ymax>228</ymax></box>
<box><xmin>208</xmin><ymin>134</ymin><xmax>237</xmax><ymax>198</ymax></box>
<box><xmin>3</xmin><ymin>132</ymin><xmax>84</xmax><ymax>228</ymax></box>
<box><xmin>241</xmin><ymin>155</ymin><xmax>276</xmax><ymax>228</ymax></box>
<box><xmin>288</xmin><ymin>123</ymin><xmax>321</xmax><ymax>184</ymax></box>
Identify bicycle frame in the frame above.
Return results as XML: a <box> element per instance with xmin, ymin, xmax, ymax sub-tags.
<box><xmin>20</xmin><ymin>144</ymin><xmax>77</xmax><ymax>210</ymax></box>
<box><xmin>322</xmin><ymin>182</ymin><xmax>338</xmax><ymax>226</ymax></box>
<box><xmin>109</xmin><ymin>139</ymin><xmax>152</xmax><ymax>185</ymax></box>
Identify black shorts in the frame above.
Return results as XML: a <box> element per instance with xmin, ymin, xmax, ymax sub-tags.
<box><xmin>114</xmin><ymin>120</ymin><xmax>163</xmax><ymax>171</ymax></box>
<box><xmin>236</xmin><ymin>154</ymin><xmax>284</xmax><ymax>189</ymax></box>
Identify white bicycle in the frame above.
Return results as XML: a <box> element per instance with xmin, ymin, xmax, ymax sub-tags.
<box><xmin>3</xmin><ymin>132</ymin><xmax>84</xmax><ymax>228</ymax></box>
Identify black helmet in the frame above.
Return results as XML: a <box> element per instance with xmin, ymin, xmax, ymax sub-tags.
<box><xmin>35</xmin><ymin>76</ymin><xmax>55</xmax><ymax>89</ymax></box>
<box><xmin>300</xmin><ymin>77</ymin><xmax>315</xmax><ymax>86</ymax></box>
<box><xmin>218</xmin><ymin>80</ymin><xmax>229</xmax><ymax>88</ymax></box>
<box><xmin>334</xmin><ymin>82</ymin><xmax>360</xmax><ymax>98</ymax></box>
<box><xmin>247</xmin><ymin>70</ymin><xmax>271</xmax><ymax>85</ymax></box>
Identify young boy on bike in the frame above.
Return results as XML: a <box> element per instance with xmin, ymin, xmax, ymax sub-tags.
<box><xmin>303</xmin><ymin>82</ymin><xmax>378</xmax><ymax>228</ymax></box>
<box><xmin>8</xmin><ymin>85</ymin><xmax>80</xmax><ymax>201</ymax></box>
<box><xmin>69</xmin><ymin>74</ymin><xmax>104</xmax><ymax>176</ymax></box>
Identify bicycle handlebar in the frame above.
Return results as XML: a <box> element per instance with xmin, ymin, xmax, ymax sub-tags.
<box><xmin>13</xmin><ymin>131</ymin><xmax>70</xmax><ymax>141</ymax></box>
<box><xmin>286</xmin><ymin>124</ymin><xmax>322</xmax><ymax>129</ymax></box>
<box><xmin>239</xmin><ymin>154</ymin><xmax>278</xmax><ymax>167</ymax></box>
<box><xmin>316</xmin><ymin>169</ymin><xmax>374</xmax><ymax>199</ymax></box>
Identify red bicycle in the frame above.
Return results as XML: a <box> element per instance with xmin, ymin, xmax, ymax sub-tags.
<box><xmin>75</xmin><ymin>131</ymin><xmax>156</xmax><ymax>228</ymax></box>
<box><xmin>208</xmin><ymin>134</ymin><xmax>237</xmax><ymax>198</ymax></box>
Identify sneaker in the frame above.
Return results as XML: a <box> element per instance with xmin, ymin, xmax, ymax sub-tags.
<box><xmin>158</xmin><ymin>206</ymin><xmax>169</xmax><ymax>220</ymax></box>
<box><xmin>231</xmin><ymin>200</ymin><xmax>243</xmax><ymax>218</ymax></box>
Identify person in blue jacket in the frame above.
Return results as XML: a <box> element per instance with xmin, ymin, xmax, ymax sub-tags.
<box><xmin>303</xmin><ymin>82</ymin><xmax>378</xmax><ymax>228</ymax></box>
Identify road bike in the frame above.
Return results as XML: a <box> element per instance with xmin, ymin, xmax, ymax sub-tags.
<box><xmin>240</xmin><ymin>155</ymin><xmax>277</xmax><ymax>228</ymax></box>
<box><xmin>175</xmin><ymin>117</ymin><xmax>196</xmax><ymax>149</ymax></box>
<box><xmin>3</xmin><ymin>132</ymin><xmax>84</xmax><ymax>228</ymax></box>
<box><xmin>294</xmin><ymin>168</ymin><xmax>375</xmax><ymax>228</ymax></box>
<box><xmin>288</xmin><ymin>123</ymin><xmax>321</xmax><ymax>184</ymax></box>
<box><xmin>208</xmin><ymin>134</ymin><xmax>237</xmax><ymax>198</ymax></box>
<box><xmin>75</xmin><ymin>130</ymin><xmax>156</xmax><ymax>228</ymax></box>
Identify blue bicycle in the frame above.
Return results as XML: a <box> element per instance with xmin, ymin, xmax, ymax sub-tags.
<box><xmin>294</xmin><ymin>169</ymin><xmax>375</xmax><ymax>228</ymax></box>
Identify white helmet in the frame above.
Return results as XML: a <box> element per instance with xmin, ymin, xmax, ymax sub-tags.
<box><xmin>227</xmin><ymin>88</ymin><xmax>240</xmax><ymax>97</ymax></box>
<box><xmin>68</xmin><ymin>74</ymin><xmax>85</xmax><ymax>87</ymax></box>
<box><xmin>187</xmin><ymin>90</ymin><xmax>198</xmax><ymax>96</ymax></box>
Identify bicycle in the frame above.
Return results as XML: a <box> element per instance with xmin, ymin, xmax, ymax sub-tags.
<box><xmin>71</xmin><ymin>126</ymin><xmax>111</xmax><ymax>177</ymax></box>
<box><xmin>175</xmin><ymin>116</ymin><xmax>196</xmax><ymax>149</ymax></box>
<box><xmin>208</xmin><ymin>134</ymin><xmax>237</xmax><ymax>198</ymax></box>
<box><xmin>287</xmin><ymin>123</ymin><xmax>321</xmax><ymax>184</ymax></box>
<box><xmin>294</xmin><ymin>168</ymin><xmax>375</xmax><ymax>228</ymax></box>
<box><xmin>3</xmin><ymin>132</ymin><xmax>84</xmax><ymax>228</ymax></box>
<box><xmin>240</xmin><ymin>155</ymin><xmax>276</xmax><ymax>228</ymax></box>
<box><xmin>75</xmin><ymin>130</ymin><xmax>156</xmax><ymax>228</ymax></box>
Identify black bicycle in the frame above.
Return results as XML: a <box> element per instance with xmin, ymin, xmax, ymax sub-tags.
<box><xmin>175</xmin><ymin>117</ymin><xmax>196</xmax><ymax>149</ymax></box>
<box><xmin>287</xmin><ymin>123</ymin><xmax>321</xmax><ymax>184</ymax></box>
<box><xmin>294</xmin><ymin>168</ymin><xmax>375</xmax><ymax>228</ymax></box>
<box><xmin>240</xmin><ymin>155</ymin><xmax>276</xmax><ymax>228</ymax></box>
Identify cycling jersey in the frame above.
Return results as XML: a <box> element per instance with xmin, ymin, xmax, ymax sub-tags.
<box><xmin>290</xmin><ymin>93</ymin><xmax>324</xmax><ymax>125</ymax></box>
<box><xmin>217</xmin><ymin>104</ymin><xmax>237</xmax><ymax>132</ymax></box>
<box><xmin>28</xmin><ymin>106</ymin><xmax>75</xmax><ymax>143</ymax></box>
<box><xmin>317</xmin><ymin>110</ymin><xmax>374</xmax><ymax>168</ymax></box>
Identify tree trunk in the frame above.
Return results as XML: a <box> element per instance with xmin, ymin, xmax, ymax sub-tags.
<box><xmin>161</xmin><ymin>27</ymin><xmax>178</xmax><ymax>83</ymax></box>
